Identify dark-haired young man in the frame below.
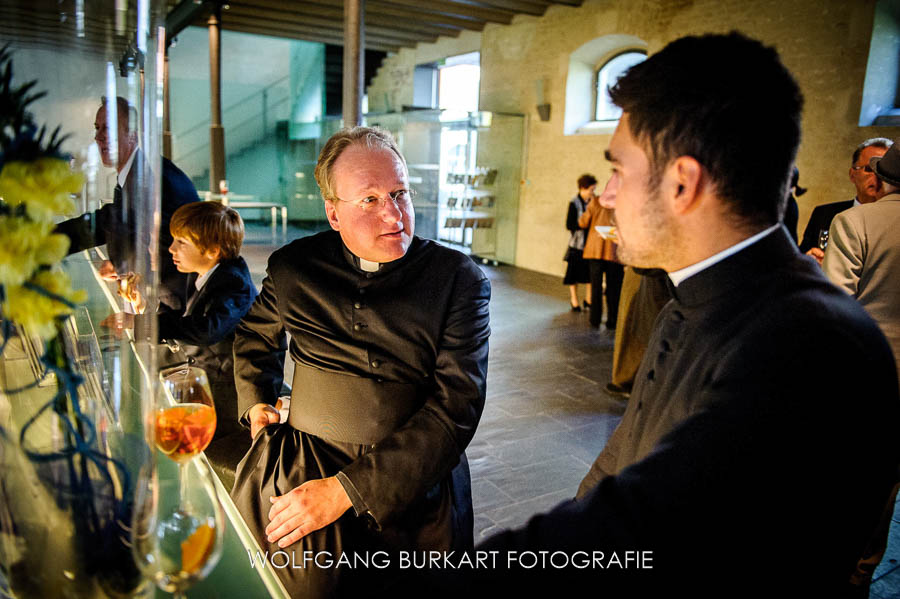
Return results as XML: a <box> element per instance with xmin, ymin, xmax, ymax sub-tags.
<box><xmin>472</xmin><ymin>32</ymin><xmax>899</xmax><ymax>597</ymax></box>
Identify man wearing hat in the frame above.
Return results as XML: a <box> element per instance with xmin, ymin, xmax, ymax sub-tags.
<box><xmin>824</xmin><ymin>140</ymin><xmax>900</xmax><ymax>378</ymax></box>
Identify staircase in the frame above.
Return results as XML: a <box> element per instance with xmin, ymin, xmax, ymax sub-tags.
<box><xmin>173</xmin><ymin>74</ymin><xmax>291</xmax><ymax>187</ymax></box>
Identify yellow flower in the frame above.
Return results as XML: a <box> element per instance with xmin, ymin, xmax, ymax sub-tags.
<box><xmin>0</xmin><ymin>216</ymin><xmax>70</xmax><ymax>287</ymax></box>
<box><xmin>2</xmin><ymin>269</ymin><xmax>87</xmax><ymax>340</ymax></box>
<box><xmin>0</xmin><ymin>158</ymin><xmax>85</xmax><ymax>223</ymax></box>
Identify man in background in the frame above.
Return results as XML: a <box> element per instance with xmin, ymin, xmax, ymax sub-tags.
<box><xmin>824</xmin><ymin>139</ymin><xmax>900</xmax><ymax>378</ymax></box>
<box><xmin>798</xmin><ymin>137</ymin><xmax>891</xmax><ymax>263</ymax></box>
<box><xmin>55</xmin><ymin>96</ymin><xmax>198</xmax><ymax>311</ymax></box>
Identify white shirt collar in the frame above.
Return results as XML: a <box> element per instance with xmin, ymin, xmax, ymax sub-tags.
<box><xmin>195</xmin><ymin>263</ymin><xmax>220</xmax><ymax>292</ymax></box>
<box><xmin>853</xmin><ymin>197</ymin><xmax>861</xmax><ymax>207</ymax></box>
<box><xmin>668</xmin><ymin>223</ymin><xmax>781</xmax><ymax>287</ymax></box>
<box><xmin>117</xmin><ymin>147</ymin><xmax>137</xmax><ymax>188</ymax></box>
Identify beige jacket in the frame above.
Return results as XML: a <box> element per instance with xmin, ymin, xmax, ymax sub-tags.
<box><xmin>578</xmin><ymin>197</ymin><xmax>619</xmax><ymax>262</ymax></box>
<box><xmin>823</xmin><ymin>194</ymin><xmax>900</xmax><ymax>377</ymax></box>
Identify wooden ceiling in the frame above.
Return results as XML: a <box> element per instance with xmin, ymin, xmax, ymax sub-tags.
<box><xmin>0</xmin><ymin>0</ymin><xmax>584</xmax><ymax>59</ymax></box>
<box><xmin>169</xmin><ymin>0</ymin><xmax>585</xmax><ymax>53</ymax></box>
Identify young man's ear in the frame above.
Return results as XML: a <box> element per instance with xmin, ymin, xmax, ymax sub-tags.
<box><xmin>324</xmin><ymin>200</ymin><xmax>341</xmax><ymax>231</ymax></box>
<box><xmin>667</xmin><ymin>155</ymin><xmax>704</xmax><ymax>214</ymax></box>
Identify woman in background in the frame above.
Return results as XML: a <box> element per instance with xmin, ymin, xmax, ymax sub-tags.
<box><xmin>563</xmin><ymin>174</ymin><xmax>596</xmax><ymax>311</ymax></box>
<box><xmin>579</xmin><ymin>177</ymin><xmax>623</xmax><ymax>330</ymax></box>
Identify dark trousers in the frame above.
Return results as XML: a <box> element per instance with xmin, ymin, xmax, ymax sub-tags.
<box><xmin>588</xmin><ymin>259</ymin><xmax>624</xmax><ymax>328</ymax></box>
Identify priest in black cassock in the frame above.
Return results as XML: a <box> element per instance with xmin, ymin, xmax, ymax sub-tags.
<box><xmin>460</xmin><ymin>33</ymin><xmax>900</xmax><ymax>598</ymax></box>
<box><xmin>230</xmin><ymin>126</ymin><xmax>490</xmax><ymax>597</ymax></box>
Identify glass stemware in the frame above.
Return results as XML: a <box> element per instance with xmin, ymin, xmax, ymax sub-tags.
<box><xmin>818</xmin><ymin>228</ymin><xmax>829</xmax><ymax>250</ymax></box>
<box><xmin>131</xmin><ymin>460</ymin><xmax>225</xmax><ymax>599</ymax></box>
<box><xmin>157</xmin><ymin>366</ymin><xmax>217</xmax><ymax>464</ymax></box>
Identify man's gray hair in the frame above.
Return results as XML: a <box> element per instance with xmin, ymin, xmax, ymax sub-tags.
<box><xmin>852</xmin><ymin>137</ymin><xmax>893</xmax><ymax>166</ymax></box>
<box><xmin>314</xmin><ymin>126</ymin><xmax>406</xmax><ymax>203</ymax></box>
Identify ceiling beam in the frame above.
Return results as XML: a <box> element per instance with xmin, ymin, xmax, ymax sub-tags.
<box><xmin>313</xmin><ymin>0</ymin><xmax>508</xmax><ymax>25</ymax></box>
<box><xmin>211</xmin><ymin>12</ymin><xmax>433</xmax><ymax>46</ymax></box>
<box><xmin>376</xmin><ymin>0</ymin><xmax>515</xmax><ymax>23</ymax></box>
<box><xmin>456</xmin><ymin>0</ymin><xmax>548</xmax><ymax>16</ymax></box>
<box><xmin>230</xmin><ymin>0</ymin><xmax>466</xmax><ymax>37</ymax></box>
<box><xmin>221</xmin><ymin>6</ymin><xmax>440</xmax><ymax>44</ymax></box>
<box><xmin>364</xmin><ymin>0</ymin><xmax>488</xmax><ymax>30</ymax></box>
<box><xmin>217</xmin><ymin>22</ymin><xmax>403</xmax><ymax>53</ymax></box>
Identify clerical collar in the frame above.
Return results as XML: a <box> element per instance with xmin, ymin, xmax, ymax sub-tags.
<box><xmin>359</xmin><ymin>257</ymin><xmax>380</xmax><ymax>272</ymax></box>
<box><xmin>668</xmin><ymin>223</ymin><xmax>780</xmax><ymax>287</ymax></box>
<box><xmin>117</xmin><ymin>147</ymin><xmax>138</xmax><ymax>188</ymax></box>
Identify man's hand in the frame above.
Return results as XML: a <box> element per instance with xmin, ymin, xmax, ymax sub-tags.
<box><xmin>98</xmin><ymin>260</ymin><xmax>117</xmax><ymax>280</ymax></box>
<box><xmin>99</xmin><ymin>312</ymin><xmax>134</xmax><ymax>334</ymax></box>
<box><xmin>805</xmin><ymin>247</ymin><xmax>825</xmax><ymax>266</ymax></box>
<box><xmin>265</xmin><ymin>477</ymin><xmax>352</xmax><ymax>548</ymax></box>
<box><xmin>248</xmin><ymin>403</ymin><xmax>280</xmax><ymax>439</ymax></box>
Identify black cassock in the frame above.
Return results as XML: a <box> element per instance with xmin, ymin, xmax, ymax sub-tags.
<box><xmin>231</xmin><ymin>231</ymin><xmax>490</xmax><ymax>597</ymax></box>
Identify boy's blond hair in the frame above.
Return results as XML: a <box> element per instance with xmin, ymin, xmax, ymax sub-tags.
<box><xmin>170</xmin><ymin>201</ymin><xmax>243</xmax><ymax>260</ymax></box>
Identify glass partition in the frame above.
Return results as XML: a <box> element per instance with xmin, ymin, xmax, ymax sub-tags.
<box><xmin>0</xmin><ymin>3</ymin><xmax>288</xmax><ymax>597</ymax></box>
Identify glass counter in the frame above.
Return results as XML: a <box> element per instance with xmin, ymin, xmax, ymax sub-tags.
<box><xmin>0</xmin><ymin>248</ymin><xmax>289</xmax><ymax>598</ymax></box>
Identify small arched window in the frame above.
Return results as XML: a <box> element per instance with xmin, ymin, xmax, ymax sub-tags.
<box><xmin>594</xmin><ymin>51</ymin><xmax>646</xmax><ymax>122</ymax></box>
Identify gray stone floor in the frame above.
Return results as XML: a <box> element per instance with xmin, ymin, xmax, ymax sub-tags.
<box><xmin>240</xmin><ymin>223</ymin><xmax>625</xmax><ymax>543</ymax></box>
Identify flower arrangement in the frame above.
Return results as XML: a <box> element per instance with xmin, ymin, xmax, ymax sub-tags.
<box><xmin>0</xmin><ymin>46</ymin><xmax>86</xmax><ymax>341</ymax></box>
<box><xmin>0</xmin><ymin>45</ymin><xmax>142</xmax><ymax>598</ymax></box>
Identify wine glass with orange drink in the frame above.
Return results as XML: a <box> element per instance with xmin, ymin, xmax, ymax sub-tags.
<box><xmin>132</xmin><ymin>365</ymin><xmax>223</xmax><ymax>596</ymax></box>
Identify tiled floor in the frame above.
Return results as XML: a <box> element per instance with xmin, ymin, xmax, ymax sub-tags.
<box><xmin>240</xmin><ymin>223</ymin><xmax>626</xmax><ymax>543</ymax></box>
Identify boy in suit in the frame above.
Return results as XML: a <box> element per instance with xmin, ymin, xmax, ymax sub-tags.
<box><xmin>105</xmin><ymin>201</ymin><xmax>257</xmax><ymax>485</ymax></box>
<box><xmin>161</xmin><ymin>201</ymin><xmax>258</xmax><ymax>482</ymax></box>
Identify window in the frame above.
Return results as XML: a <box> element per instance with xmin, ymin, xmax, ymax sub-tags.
<box><xmin>438</xmin><ymin>52</ymin><xmax>480</xmax><ymax>112</ymax></box>
<box><xmin>594</xmin><ymin>51</ymin><xmax>646</xmax><ymax>122</ymax></box>
<box><xmin>563</xmin><ymin>35</ymin><xmax>647</xmax><ymax>136</ymax></box>
<box><xmin>859</xmin><ymin>0</ymin><xmax>900</xmax><ymax>126</ymax></box>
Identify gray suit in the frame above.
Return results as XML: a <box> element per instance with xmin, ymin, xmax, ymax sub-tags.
<box><xmin>824</xmin><ymin>193</ymin><xmax>900</xmax><ymax>377</ymax></box>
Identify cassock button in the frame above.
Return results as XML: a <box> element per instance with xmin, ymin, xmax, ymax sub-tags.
<box><xmin>371</xmin><ymin>359</ymin><xmax>381</xmax><ymax>368</ymax></box>
<box><xmin>358</xmin><ymin>288</ymin><xmax>366</xmax><ymax>295</ymax></box>
<box><xmin>354</xmin><ymin>302</ymin><xmax>363</xmax><ymax>309</ymax></box>
<box><xmin>354</xmin><ymin>323</ymin><xmax>364</xmax><ymax>331</ymax></box>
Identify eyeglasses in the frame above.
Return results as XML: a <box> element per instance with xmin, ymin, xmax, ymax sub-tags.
<box><xmin>335</xmin><ymin>188</ymin><xmax>417</xmax><ymax>211</ymax></box>
<box><xmin>851</xmin><ymin>164</ymin><xmax>875</xmax><ymax>173</ymax></box>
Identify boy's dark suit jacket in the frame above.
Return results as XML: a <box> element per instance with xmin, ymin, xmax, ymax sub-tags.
<box><xmin>157</xmin><ymin>256</ymin><xmax>257</xmax><ymax>485</ymax></box>
<box><xmin>798</xmin><ymin>198</ymin><xmax>855</xmax><ymax>253</ymax></box>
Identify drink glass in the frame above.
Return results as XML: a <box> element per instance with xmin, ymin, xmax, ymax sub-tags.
<box><xmin>158</xmin><ymin>365</ymin><xmax>217</xmax><ymax>509</ymax></box>
<box><xmin>132</xmin><ymin>460</ymin><xmax>225</xmax><ymax>599</ymax></box>
<box><xmin>157</xmin><ymin>366</ymin><xmax>216</xmax><ymax>464</ymax></box>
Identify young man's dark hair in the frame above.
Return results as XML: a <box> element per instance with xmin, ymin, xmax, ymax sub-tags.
<box><xmin>577</xmin><ymin>173</ymin><xmax>597</xmax><ymax>189</ymax></box>
<box><xmin>609</xmin><ymin>31</ymin><xmax>804</xmax><ymax>230</ymax></box>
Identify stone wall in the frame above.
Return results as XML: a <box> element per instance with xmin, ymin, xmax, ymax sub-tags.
<box><xmin>368</xmin><ymin>0</ymin><xmax>897</xmax><ymax>276</ymax></box>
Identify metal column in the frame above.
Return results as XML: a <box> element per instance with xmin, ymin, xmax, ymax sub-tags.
<box><xmin>343</xmin><ymin>0</ymin><xmax>365</xmax><ymax>127</ymax></box>
<box><xmin>208</xmin><ymin>4</ymin><xmax>226</xmax><ymax>193</ymax></box>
